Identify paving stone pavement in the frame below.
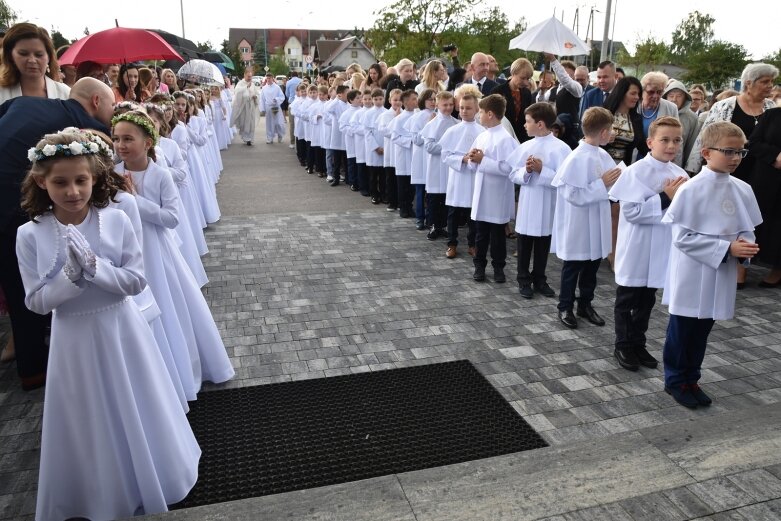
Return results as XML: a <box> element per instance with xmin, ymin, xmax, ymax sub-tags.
<box><xmin>2</xmin><ymin>130</ymin><xmax>781</xmax><ymax>520</ymax></box>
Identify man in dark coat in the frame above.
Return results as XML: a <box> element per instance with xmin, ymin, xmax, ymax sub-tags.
<box><xmin>0</xmin><ymin>77</ymin><xmax>114</xmax><ymax>390</ymax></box>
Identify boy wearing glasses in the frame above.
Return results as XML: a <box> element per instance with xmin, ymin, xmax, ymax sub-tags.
<box><xmin>608</xmin><ymin>117</ymin><xmax>688</xmax><ymax>372</ymax></box>
<box><xmin>660</xmin><ymin>121</ymin><xmax>762</xmax><ymax>408</ymax></box>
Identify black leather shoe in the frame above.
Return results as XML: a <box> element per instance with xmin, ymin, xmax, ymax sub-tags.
<box><xmin>533</xmin><ymin>281</ymin><xmax>556</xmax><ymax>297</ymax></box>
<box><xmin>577</xmin><ymin>305</ymin><xmax>605</xmax><ymax>326</ymax></box>
<box><xmin>426</xmin><ymin>227</ymin><xmax>439</xmax><ymax>240</ymax></box>
<box><xmin>519</xmin><ymin>283</ymin><xmax>533</xmax><ymax>299</ymax></box>
<box><xmin>614</xmin><ymin>348</ymin><xmax>639</xmax><ymax>371</ymax></box>
<box><xmin>386</xmin><ymin>206</ymin><xmax>397</xmax><ymax>212</ymax></box>
<box><xmin>349</xmin><ymin>184</ymin><xmax>359</xmax><ymax>192</ymax></box>
<box><xmin>473</xmin><ymin>266</ymin><xmax>486</xmax><ymax>282</ymax></box>
<box><xmin>665</xmin><ymin>385</ymin><xmax>698</xmax><ymax>409</ymax></box>
<box><xmin>689</xmin><ymin>384</ymin><xmax>712</xmax><ymax>406</ymax></box>
<box><xmin>493</xmin><ymin>269</ymin><xmax>506</xmax><ymax>283</ymax></box>
<box><xmin>635</xmin><ymin>346</ymin><xmax>659</xmax><ymax>369</ymax></box>
<box><xmin>558</xmin><ymin>309</ymin><xmax>577</xmax><ymax>328</ymax></box>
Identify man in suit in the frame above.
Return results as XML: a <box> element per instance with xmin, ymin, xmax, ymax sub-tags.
<box><xmin>0</xmin><ymin>78</ymin><xmax>114</xmax><ymax>390</ymax></box>
<box><xmin>461</xmin><ymin>52</ymin><xmax>498</xmax><ymax>96</ymax></box>
<box><xmin>579</xmin><ymin>60</ymin><xmax>617</xmax><ymax>121</ymax></box>
<box><xmin>575</xmin><ymin>66</ymin><xmax>593</xmax><ymax>93</ymax></box>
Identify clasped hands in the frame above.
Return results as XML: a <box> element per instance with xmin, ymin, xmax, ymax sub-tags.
<box><xmin>466</xmin><ymin>148</ymin><xmax>484</xmax><ymax>164</ymax></box>
<box><xmin>63</xmin><ymin>225</ymin><xmax>97</xmax><ymax>282</ymax></box>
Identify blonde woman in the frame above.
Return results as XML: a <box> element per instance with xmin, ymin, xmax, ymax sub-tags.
<box><xmin>383</xmin><ymin>58</ymin><xmax>419</xmax><ymax>108</ymax></box>
<box><xmin>349</xmin><ymin>72</ymin><xmax>366</xmax><ymax>90</ymax></box>
<box><xmin>415</xmin><ymin>59</ymin><xmax>448</xmax><ymax>94</ymax></box>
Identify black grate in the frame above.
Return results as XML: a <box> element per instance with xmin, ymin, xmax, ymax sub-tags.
<box><xmin>173</xmin><ymin>359</ymin><xmax>547</xmax><ymax>509</ymax></box>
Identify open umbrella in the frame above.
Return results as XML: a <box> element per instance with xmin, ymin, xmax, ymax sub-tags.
<box><xmin>59</xmin><ymin>27</ymin><xmax>183</xmax><ymax>65</ymax></box>
<box><xmin>202</xmin><ymin>51</ymin><xmax>235</xmax><ymax>72</ymax></box>
<box><xmin>177</xmin><ymin>59</ymin><xmax>224</xmax><ymax>86</ymax></box>
<box><xmin>509</xmin><ymin>17</ymin><xmax>591</xmax><ymax>56</ymax></box>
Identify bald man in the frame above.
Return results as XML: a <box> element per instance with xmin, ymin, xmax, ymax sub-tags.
<box><xmin>459</xmin><ymin>52</ymin><xmax>497</xmax><ymax>96</ymax></box>
<box><xmin>0</xmin><ymin>77</ymin><xmax>114</xmax><ymax>390</ymax></box>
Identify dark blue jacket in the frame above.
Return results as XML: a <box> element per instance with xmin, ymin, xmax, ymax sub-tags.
<box><xmin>0</xmin><ymin>97</ymin><xmax>108</xmax><ymax>229</ymax></box>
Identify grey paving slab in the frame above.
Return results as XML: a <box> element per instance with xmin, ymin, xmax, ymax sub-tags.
<box><xmin>135</xmin><ymin>475</ymin><xmax>416</xmax><ymax>521</ymax></box>
<box><xmin>639</xmin><ymin>402</ymin><xmax>781</xmax><ymax>481</ymax></box>
<box><xmin>397</xmin><ymin>431</ymin><xmax>693</xmax><ymax>521</ymax></box>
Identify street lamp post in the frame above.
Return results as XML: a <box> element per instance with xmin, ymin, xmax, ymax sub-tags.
<box><xmin>599</xmin><ymin>0</ymin><xmax>613</xmax><ymax>62</ymax></box>
<box><xmin>180</xmin><ymin>0</ymin><xmax>186</xmax><ymax>38</ymax></box>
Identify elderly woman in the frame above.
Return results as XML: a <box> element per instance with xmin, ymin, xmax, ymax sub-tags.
<box><xmin>662</xmin><ymin>79</ymin><xmax>699</xmax><ymax>167</ymax></box>
<box><xmin>749</xmin><ymin>107</ymin><xmax>781</xmax><ymax>287</ymax></box>
<box><xmin>637</xmin><ymin>72</ymin><xmax>678</xmax><ymax>144</ymax></box>
<box><xmin>0</xmin><ymin>23</ymin><xmax>70</xmax><ymax>103</ymax></box>
<box><xmin>490</xmin><ymin>57</ymin><xmax>534</xmax><ymax>143</ymax></box>
<box><xmin>415</xmin><ymin>59</ymin><xmax>448</xmax><ymax>94</ymax></box>
<box><xmin>687</xmin><ymin>63</ymin><xmax>779</xmax><ymax>288</ymax></box>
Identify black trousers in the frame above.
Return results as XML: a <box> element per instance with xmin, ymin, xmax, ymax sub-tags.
<box><xmin>447</xmin><ymin>206</ymin><xmax>475</xmax><ymax>247</ymax></box>
<box><xmin>332</xmin><ymin>150</ymin><xmax>347</xmax><ymax>178</ymax></box>
<box><xmin>558</xmin><ymin>259</ymin><xmax>601</xmax><ymax>311</ymax></box>
<box><xmin>614</xmin><ymin>285</ymin><xmax>658</xmax><ymax>351</ymax></box>
<box><xmin>427</xmin><ymin>193</ymin><xmax>447</xmax><ymax>230</ymax></box>
<box><xmin>315</xmin><ymin>146</ymin><xmax>326</xmax><ymax>173</ymax></box>
<box><xmin>396</xmin><ymin>175</ymin><xmax>413</xmax><ymax>216</ymax></box>
<box><xmin>385</xmin><ymin>167</ymin><xmax>397</xmax><ymax>207</ymax></box>
<box><xmin>516</xmin><ymin>234</ymin><xmax>552</xmax><ymax>285</ymax></box>
<box><xmin>474</xmin><ymin>221</ymin><xmax>507</xmax><ymax>270</ymax></box>
<box><xmin>356</xmin><ymin>162</ymin><xmax>368</xmax><ymax>194</ymax></box>
<box><xmin>369</xmin><ymin>166</ymin><xmax>385</xmax><ymax>200</ymax></box>
<box><xmin>0</xmin><ymin>214</ymin><xmax>50</xmax><ymax>378</ymax></box>
<box><xmin>295</xmin><ymin>138</ymin><xmax>306</xmax><ymax>164</ymax></box>
<box><xmin>305</xmin><ymin>141</ymin><xmax>314</xmax><ymax>170</ymax></box>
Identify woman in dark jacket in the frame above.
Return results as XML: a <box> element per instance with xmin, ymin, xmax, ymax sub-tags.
<box><xmin>603</xmin><ymin>76</ymin><xmax>647</xmax><ymax>165</ymax></box>
<box><xmin>490</xmin><ymin>57</ymin><xmax>534</xmax><ymax>143</ymax></box>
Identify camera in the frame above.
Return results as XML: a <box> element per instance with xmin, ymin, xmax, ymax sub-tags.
<box><xmin>443</xmin><ymin>44</ymin><xmax>457</xmax><ymax>53</ymax></box>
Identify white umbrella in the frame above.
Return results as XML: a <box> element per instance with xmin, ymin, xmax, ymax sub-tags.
<box><xmin>177</xmin><ymin>59</ymin><xmax>224</xmax><ymax>86</ymax></box>
<box><xmin>509</xmin><ymin>17</ymin><xmax>591</xmax><ymax>56</ymax></box>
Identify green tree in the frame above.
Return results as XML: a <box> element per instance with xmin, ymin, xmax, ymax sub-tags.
<box><xmin>619</xmin><ymin>36</ymin><xmax>670</xmax><ymax>76</ymax></box>
<box><xmin>220</xmin><ymin>39</ymin><xmax>244</xmax><ymax>78</ymax></box>
<box><xmin>366</xmin><ymin>0</ymin><xmax>482</xmax><ymax>64</ymax></box>
<box><xmin>50</xmin><ymin>30</ymin><xmax>73</xmax><ymax>52</ymax></box>
<box><xmin>0</xmin><ymin>0</ymin><xmax>17</xmax><ymax>27</ymax></box>
<box><xmin>684</xmin><ymin>41</ymin><xmax>749</xmax><ymax>90</ymax></box>
<box><xmin>762</xmin><ymin>48</ymin><xmax>781</xmax><ymax>72</ymax></box>
<box><xmin>268</xmin><ymin>50</ymin><xmax>288</xmax><ymax>76</ymax></box>
<box><xmin>670</xmin><ymin>11</ymin><xmax>715</xmax><ymax>64</ymax></box>
<box><xmin>451</xmin><ymin>8</ymin><xmax>527</xmax><ymax>69</ymax></box>
<box><xmin>195</xmin><ymin>41</ymin><xmax>213</xmax><ymax>53</ymax></box>
<box><xmin>253</xmin><ymin>37</ymin><xmax>267</xmax><ymax>70</ymax></box>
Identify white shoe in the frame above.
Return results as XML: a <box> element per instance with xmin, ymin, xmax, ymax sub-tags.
<box><xmin>288</xmin><ymin>144</ymin><xmax>295</xmax><ymax>149</ymax></box>
<box><xmin>266</xmin><ymin>141</ymin><xmax>272</xmax><ymax>144</ymax></box>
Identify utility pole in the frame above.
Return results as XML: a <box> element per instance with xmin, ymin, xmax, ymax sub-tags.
<box><xmin>180</xmin><ymin>0</ymin><xmax>186</xmax><ymax>38</ymax></box>
<box><xmin>600</xmin><ymin>0</ymin><xmax>613</xmax><ymax>62</ymax></box>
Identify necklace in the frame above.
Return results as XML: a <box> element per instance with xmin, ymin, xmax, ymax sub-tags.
<box><xmin>641</xmin><ymin>104</ymin><xmax>659</xmax><ymax>119</ymax></box>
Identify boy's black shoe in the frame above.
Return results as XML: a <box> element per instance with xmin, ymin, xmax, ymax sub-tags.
<box><xmin>665</xmin><ymin>385</ymin><xmax>698</xmax><ymax>409</ymax></box>
<box><xmin>473</xmin><ymin>266</ymin><xmax>486</xmax><ymax>282</ymax></box>
<box><xmin>386</xmin><ymin>206</ymin><xmax>397</xmax><ymax>212</ymax></box>
<box><xmin>330</xmin><ymin>180</ymin><xmax>340</xmax><ymax>187</ymax></box>
<box><xmin>533</xmin><ymin>281</ymin><xmax>556</xmax><ymax>297</ymax></box>
<box><xmin>426</xmin><ymin>227</ymin><xmax>439</xmax><ymax>240</ymax></box>
<box><xmin>371</xmin><ymin>197</ymin><xmax>380</xmax><ymax>204</ymax></box>
<box><xmin>614</xmin><ymin>348</ymin><xmax>639</xmax><ymax>371</ymax></box>
<box><xmin>519</xmin><ymin>283</ymin><xmax>533</xmax><ymax>299</ymax></box>
<box><xmin>558</xmin><ymin>309</ymin><xmax>577</xmax><ymax>329</ymax></box>
<box><xmin>493</xmin><ymin>269</ymin><xmax>506</xmax><ymax>283</ymax></box>
<box><xmin>689</xmin><ymin>384</ymin><xmax>712</xmax><ymax>406</ymax></box>
<box><xmin>577</xmin><ymin>305</ymin><xmax>605</xmax><ymax>326</ymax></box>
<box><xmin>635</xmin><ymin>346</ymin><xmax>658</xmax><ymax>369</ymax></box>
<box><xmin>350</xmin><ymin>185</ymin><xmax>359</xmax><ymax>191</ymax></box>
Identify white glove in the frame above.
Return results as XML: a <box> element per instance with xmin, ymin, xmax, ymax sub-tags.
<box><xmin>63</xmin><ymin>243</ymin><xmax>83</xmax><ymax>282</ymax></box>
<box><xmin>67</xmin><ymin>225</ymin><xmax>97</xmax><ymax>278</ymax></box>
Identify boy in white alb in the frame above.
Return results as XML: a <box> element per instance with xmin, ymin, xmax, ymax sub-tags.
<box><xmin>338</xmin><ymin>89</ymin><xmax>361</xmax><ymax>190</ymax></box>
<box><xmin>390</xmin><ymin>90</ymin><xmax>419</xmax><ymax>218</ymax></box>
<box><xmin>661</xmin><ymin>121</ymin><xmax>762</xmax><ymax>408</ymax></box>
<box><xmin>351</xmin><ymin>90</ymin><xmax>373</xmax><ymax>195</ymax></box>
<box><xmin>468</xmin><ymin>94</ymin><xmax>518</xmax><ymax>283</ymax></box>
<box><xmin>608</xmin><ymin>117</ymin><xmax>688</xmax><ymax>372</ymax></box>
<box><xmin>325</xmin><ymin>85</ymin><xmax>349</xmax><ymax>186</ymax></box>
<box><xmin>441</xmin><ymin>91</ymin><xmax>484</xmax><ymax>259</ymax></box>
<box><xmin>422</xmin><ymin>91</ymin><xmax>458</xmax><ymax>240</ymax></box>
<box><xmin>363</xmin><ymin>88</ymin><xmax>388</xmax><ymax>203</ymax></box>
<box><xmin>377</xmin><ymin>89</ymin><xmax>403</xmax><ymax>210</ymax></box>
<box><xmin>507</xmin><ymin>102</ymin><xmax>571</xmax><ymax>299</ymax></box>
<box><xmin>552</xmin><ymin>107</ymin><xmax>621</xmax><ymax>329</ymax></box>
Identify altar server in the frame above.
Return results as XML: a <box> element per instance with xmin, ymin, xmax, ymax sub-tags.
<box><xmin>422</xmin><ymin>90</ymin><xmax>458</xmax><ymax>240</ymax></box>
<box><xmin>260</xmin><ymin>73</ymin><xmax>287</xmax><ymax>144</ymax></box>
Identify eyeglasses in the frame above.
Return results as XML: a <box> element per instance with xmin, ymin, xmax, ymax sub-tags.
<box><xmin>708</xmin><ymin>147</ymin><xmax>749</xmax><ymax>158</ymax></box>
<box><xmin>644</xmin><ymin>89</ymin><xmax>663</xmax><ymax>95</ymax></box>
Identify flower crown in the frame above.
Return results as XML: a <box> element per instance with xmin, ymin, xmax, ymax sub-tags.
<box><xmin>115</xmin><ymin>101</ymin><xmax>141</xmax><ymax>111</ymax></box>
<box><xmin>27</xmin><ymin>128</ymin><xmax>113</xmax><ymax>163</ymax></box>
<box><xmin>111</xmin><ymin>112</ymin><xmax>159</xmax><ymax>146</ymax></box>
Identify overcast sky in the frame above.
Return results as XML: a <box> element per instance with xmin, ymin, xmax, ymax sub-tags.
<box><xmin>12</xmin><ymin>0</ymin><xmax>778</xmax><ymax>61</ymax></box>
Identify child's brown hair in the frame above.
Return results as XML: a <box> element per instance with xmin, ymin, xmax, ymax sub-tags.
<box><xmin>581</xmin><ymin>107</ymin><xmax>614</xmax><ymax>136</ymax></box>
<box><xmin>478</xmin><ymin>94</ymin><xmax>507</xmax><ymax>120</ymax></box>
<box><xmin>525</xmin><ymin>102</ymin><xmax>556</xmax><ymax>128</ymax></box>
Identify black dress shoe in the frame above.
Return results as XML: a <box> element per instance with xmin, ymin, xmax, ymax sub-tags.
<box><xmin>533</xmin><ymin>281</ymin><xmax>556</xmax><ymax>297</ymax></box>
<box><xmin>386</xmin><ymin>206</ymin><xmax>397</xmax><ymax>212</ymax></box>
<box><xmin>665</xmin><ymin>385</ymin><xmax>698</xmax><ymax>409</ymax></box>
<box><xmin>577</xmin><ymin>305</ymin><xmax>605</xmax><ymax>326</ymax></box>
<box><xmin>349</xmin><ymin>184</ymin><xmax>359</xmax><ymax>192</ymax></box>
<box><xmin>635</xmin><ymin>346</ymin><xmax>658</xmax><ymax>369</ymax></box>
<box><xmin>688</xmin><ymin>384</ymin><xmax>712</xmax><ymax>406</ymax></box>
<box><xmin>558</xmin><ymin>309</ymin><xmax>577</xmax><ymax>329</ymax></box>
<box><xmin>736</xmin><ymin>282</ymin><xmax>746</xmax><ymax>290</ymax></box>
<box><xmin>493</xmin><ymin>269</ymin><xmax>506</xmax><ymax>283</ymax></box>
<box><xmin>473</xmin><ymin>266</ymin><xmax>486</xmax><ymax>282</ymax></box>
<box><xmin>330</xmin><ymin>181</ymin><xmax>340</xmax><ymax>187</ymax></box>
<box><xmin>614</xmin><ymin>348</ymin><xmax>639</xmax><ymax>371</ymax></box>
<box><xmin>519</xmin><ymin>283</ymin><xmax>533</xmax><ymax>299</ymax></box>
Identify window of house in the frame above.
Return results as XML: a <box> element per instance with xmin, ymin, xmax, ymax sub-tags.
<box><xmin>351</xmin><ymin>50</ymin><xmax>358</xmax><ymax>58</ymax></box>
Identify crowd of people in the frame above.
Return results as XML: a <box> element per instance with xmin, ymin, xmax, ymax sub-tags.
<box><xmin>0</xmin><ymin>20</ymin><xmax>780</xmax><ymax>520</ymax></box>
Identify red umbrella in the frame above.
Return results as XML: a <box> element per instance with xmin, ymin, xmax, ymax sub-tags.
<box><xmin>59</xmin><ymin>27</ymin><xmax>184</xmax><ymax>66</ymax></box>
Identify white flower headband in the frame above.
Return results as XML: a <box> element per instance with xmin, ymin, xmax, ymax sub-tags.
<box><xmin>28</xmin><ymin>139</ymin><xmax>105</xmax><ymax>163</ymax></box>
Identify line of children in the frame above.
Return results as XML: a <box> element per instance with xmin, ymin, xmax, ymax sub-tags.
<box><xmin>281</xmin><ymin>83</ymin><xmax>762</xmax><ymax>412</ymax></box>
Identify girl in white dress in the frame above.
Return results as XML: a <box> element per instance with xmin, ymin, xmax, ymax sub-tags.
<box><xmin>17</xmin><ymin>129</ymin><xmax>200</xmax><ymax>521</ymax></box>
<box><xmin>211</xmin><ymin>86</ymin><xmax>231</xmax><ymax>150</ymax></box>
<box><xmin>200</xmin><ymin>89</ymin><xmax>225</xmax><ymax>172</ymax></box>
<box><xmin>188</xmin><ymin>90</ymin><xmax>220</xmax><ymax>183</ymax></box>
<box><xmin>112</xmin><ymin>111</ymin><xmax>234</xmax><ymax>399</ymax></box>
<box><xmin>174</xmin><ymin>91</ymin><xmax>221</xmax><ymax>223</ymax></box>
